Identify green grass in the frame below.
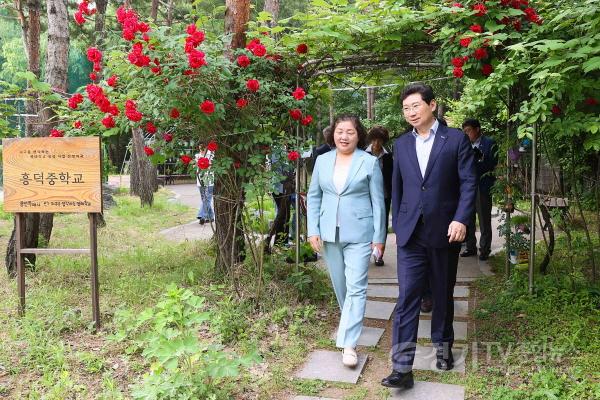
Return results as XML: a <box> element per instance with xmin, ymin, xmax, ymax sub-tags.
<box><xmin>0</xmin><ymin>189</ymin><xmax>336</xmax><ymax>399</ymax></box>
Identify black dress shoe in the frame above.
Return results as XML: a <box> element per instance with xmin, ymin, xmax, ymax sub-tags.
<box><xmin>374</xmin><ymin>258</ymin><xmax>385</xmax><ymax>266</ymax></box>
<box><xmin>436</xmin><ymin>352</ymin><xmax>454</xmax><ymax>371</ymax></box>
<box><xmin>198</xmin><ymin>217</ymin><xmax>206</xmax><ymax>225</ymax></box>
<box><xmin>460</xmin><ymin>249</ymin><xmax>476</xmax><ymax>257</ymax></box>
<box><xmin>479</xmin><ymin>252</ymin><xmax>490</xmax><ymax>261</ymax></box>
<box><xmin>420</xmin><ymin>297</ymin><xmax>433</xmax><ymax>313</ymax></box>
<box><xmin>381</xmin><ymin>370</ymin><xmax>414</xmax><ymax>389</ymax></box>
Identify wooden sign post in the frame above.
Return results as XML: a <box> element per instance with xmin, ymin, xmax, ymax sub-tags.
<box><xmin>2</xmin><ymin>137</ymin><xmax>103</xmax><ymax>329</ymax></box>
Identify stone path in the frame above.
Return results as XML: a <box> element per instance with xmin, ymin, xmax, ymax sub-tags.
<box><xmin>291</xmin><ymin>228</ymin><xmax>501</xmax><ymax>400</ymax></box>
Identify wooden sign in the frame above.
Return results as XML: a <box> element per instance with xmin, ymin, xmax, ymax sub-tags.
<box><xmin>2</xmin><ymin>137</ymin><xmax>102</xmax><ymax>213</ymax></box>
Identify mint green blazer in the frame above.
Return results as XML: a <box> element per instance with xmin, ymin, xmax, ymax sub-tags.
<box><xmin>307</xmin><ymin>149</ymin><xmax>386</xmax><ymax>244</ymax></box>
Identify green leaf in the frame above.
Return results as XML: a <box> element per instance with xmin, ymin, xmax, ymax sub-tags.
<box><xmin>582</xmin><ymin>57</ymin><xmax>600</xmax><ymax>73</ymax></box>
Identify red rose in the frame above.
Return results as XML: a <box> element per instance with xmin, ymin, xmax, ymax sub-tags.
<box><xmin>74</xmin><ymin>120</ymin><xmax>82</xmax><ymax>129</ymax></box>
<box><xmin>453</xmin><ymin>67</ymin><xmax>464</xmax><ymax>78</ymax></box>
<box><xmin>107</xmin><ymin>75</ymin><xmax>118</xmax><ymax>87</ymax></box>
<box><xmin>74</xmin><ymin>10</ymin><xmax>85</xmax><ymax>25</ymax></box>
<box><xmin>287</xmin><ymin>151</ymin><xmax>300</xmax><ymax>161</ymax></box>
<box><xmin>137</xmin><ymin>22</ymin><xmax>150</xmax><ymax>33</ymax></box>
<box><xmin>473</xmin><ymin>48</ymin><xmax>488</xmax><ymax>60</ymax></box>
<box><xmin>584</xmin><ymin>97</ymin><xmax>598</xmax><ymax>106</ymax></box>
<box><xmin>145</xmin><ymin>121</ymin><xmax>157</xmax><ymax>134</ymax></box>
<box><xmin>207</xmin><ymin>140</ymin><xmax>218</xmax><ymax>152</ymax></box>
<box><xmin>551</xmin><ymin>105</ymin><xmax>561</xmax><ymax>115</ymax></box>
<box><xmin>246</xmin><ymin>39</ymin><xmax>267</xmax><ymax>57</ymax></box>
<box><xmin>180</xmin><ymin>155</ymin><xmax>193</xmax><ymax>165</ymax></box>
<box><xmin>122</xmin><ymin>29</ymin><xmax>135</xmax><ymax>41</ymax></box>
<box><xmin>237</xmin><ymin>55</ymin><xmax>251</xmax><ymax>67</ymax></box>
<box><xmin>197</xmin><ymin>157</ymin><xmax>211</xmax><ymax>170</ymax></box>
<box><xmin>236</xmin><ymin>98</ymin><xmax>248</xmax><ymax>108</ymax></box>
<box><xmin>93</xmin><ymin>62</ymin><xmax>102</xmax><ymax>72</ymax></box>
<box><xmin>451</xmin><ymin>57</ymin><xmax>465</xmax><ymax>67</ymax></box>
<box><xmin>289</xmin><ymin>108</ymin><xmax>302</xmax><ymax>120</ymax></box>
<box><xmin>86</xmin><ymin>47</ymin><xmax>102</xmax><ymax>63</ymax></box>
<box><xmin>292</xmin><ymin>87</ymin><xmax>306</xmax><ymax>100</ymax></box>
<box><xmin>108</xmin><ymin>104</ymin><xmax>119</xmax><ymax>116</ymax></box>
<box><xmin>233</xmin><ymin>161</ymin><xmax>241</xmax><ymax>169</ymax></box>
<box><xmin>246</xmin><ymin>79</ymin><xmax>260</xmax><ymax>92</ymax></box>
<box><xmin>186</xmin><ymin>23</ymin><xmax>197</xmax><ymax>35</ymax></box>
<box><xmin>200</xmin><ymin>100</ymin><xmax>215</xmax><ymax>114</ymax></box>
<box><xmin>452</xmin><ymin>2</ymin><xmax>464</xmax><ymax>7</ymax></box>
<box><xmin>89</xmin><ymin>72</ymin><xmax>97</xmax><ymax>81</ymax></box>
<box><xmin>459</xmin><ymin>37</ymin><xmax>472</xmax><ymax>47</ymax></box>
<box><xmin>188</xmin><ymin>49</ymin><xmax>207</xmax><ymax>69</ymax></box>
<box><xmin>296</xmin><ymin>43</ymin><xmax>308</xmax><ymax>54</ymax></box>
<box><xmin>513</xmin><ymin>19</ymin><xmax>522</xmax><ymax>31</ymax></box>
<box><xmin>481</xmin><ymin>64</ymin><xmax>493</xmax><ymax>76</ymax></box>
<box><xmin>142</xmin><ymin>33</ymin><xmax>150</xmax><ymax>42</ymax></box>
<box><xmin>301</xmin><ymin>115</ymin><xmax>313</xmax><ymax>126</ymax></box>
<box><xmin>102</xmin><ymin>115</ymin><xmax>115</xmax><ymax>128</ymax></box>
<box><xmin>472</xmin><ymin>3</ymin><xmax>487</xmax><ymax>16</ymax></box>
<box><xmin>170</xmin><ymin>107</ymin><xmax>180</xmax><ymax>118</ymax></box>
<box><xmin>470</xmin><ymin>24</ymin><xmax>483</xmax><ymax>33</ymax></box>
<box><xmin>50</xmin><ymin>129</ymin><xmax>64</xmax><ymax>137</ymax></box>
<box><xmin>68</xmin><ymin>93</ymin><xmax>84</xmax><ymax>109</ymax></box>
<box><xmin>144</xmin><ymin>146</ymin><xmax>154</xmax><ymax>156</ymax></box>
<box><xmin>500</xmin><ymin>0</ymin><xmax>511</xmax><ymax>6</ymax></box>
<box><xmin>163</xmin><ymin>133</ymin><xmax>173</xmax><ymax>142</ymax></box>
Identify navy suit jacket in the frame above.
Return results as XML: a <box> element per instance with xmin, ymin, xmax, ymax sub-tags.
<box><xmin>474</xmin><ymin>135</ymin><xmax>498</xmax><ymax>195</ymax></box>
<box><xmin>391</xmin><ymin>125</ymin><xmax>477</xmax><ymax>248</ymax></box>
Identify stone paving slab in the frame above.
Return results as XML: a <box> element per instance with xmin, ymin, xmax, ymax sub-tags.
<box><xmin>365</xmin><ymin>300</ymin><xmax>396</xmax><ymax>320</ymax></box>
<box><xmin>292</xmin><ymin>397</ymin><xmax>338</xmax><ymax>400</ymax></box>
<box><xmin>420</xmin><ymin>300</ymin><xmax>468</xmax><ymax>318</ymax></box>
<box><xmin>295</xmin><ymin>350</ymin><xmax>367</xmax><ymax>384</ymax></box>
<box><xmin>368</xmin><ymin>285</ymin><xmax>470</xmax><ymax>299</ymax></box>
<box><xmin>412</xmin><ymin>345</ymin><xmax>466</xmax><ymax>373</ymax></box>
<box><xmin>368</xmin><ymin>264</ymin><xmax>397</xmax><ymax>279</ymax></box>
<box><xmin>369</xmin><ymin>278</ymin><xmax>399</xmax><ymax>284</ymax></box>
<box><xmin>456</xmin><ymin>277</ymin><xmax>478</xmax><ymax>283</ymax></box>
<box><xmin>331</xmin><ymin>326</ymin><xmax>385</xmax><ymax>347</ymax></box>
<box><xmin>389</xmin><ymin>381</ymin><xmax>465</xmax><ymax>400</ymax></box>
<box><xmin>159</xmin><ymin>220</ymin><xmax>214</xmax><ymax>242</ymax></box>
<box><xmin>417</xmin><ymin>320</ymin><xmax>467</xmax><ymax>341</ymax></box>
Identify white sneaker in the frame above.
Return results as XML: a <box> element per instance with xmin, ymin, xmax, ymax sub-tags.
<box><xmin>342</xmin><ymin>347</ymin><xmax>358</xmax><ymax>367</ymax></box>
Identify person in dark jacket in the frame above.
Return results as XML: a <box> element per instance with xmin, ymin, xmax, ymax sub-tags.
<box><xmin>366</xmin><ymin>126</ymin><xmax>393</xmax><ymax>266</ymax></box>
<box><xmin>461</xmin><ymin>119</ymin><xmax>498</xmax><ymax>261</ymax></box>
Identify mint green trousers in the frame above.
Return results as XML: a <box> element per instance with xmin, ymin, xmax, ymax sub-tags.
<box><xmin>322</xmin><ymin>233</ymin><xmax>372</xmax><ymax>348</ymax></box>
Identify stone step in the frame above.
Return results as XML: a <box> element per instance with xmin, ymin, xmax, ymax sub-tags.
<box><xmin>295</xmin><ymin>350</ymin><xmax>368</xmax><ymax>384</ymax></box>
<box><xmin>417</xmin><ymin>319</ymin><xmax>467</xmax><ymax>341</ymax></box>
<box><xmin>331</xmin><ymin>326</ymin><xmax>385</xmax><ymax>347</ymax></box>
<box><xmin>365</xmin><ymin>300</ymin><xmax>396</xmax><ymax>320</ymax></box>
<box><xmin>367</xmin><ymin>285</ymin><xmax>470</xmax><ymax>299</ymax></box>
<box><xmin>412</xmin><ymin>345</ymin><xmax>466</xmax><ymax>373</ymax></box>
<box><xmin>291</xmin><ymin>397</ymin><xmax>338</xmax><ymax>400</ymax></box>
<box><xmin>388</xmin><ymin>381</ymin><xmax>465</xmax><ymax>400</ymax></box>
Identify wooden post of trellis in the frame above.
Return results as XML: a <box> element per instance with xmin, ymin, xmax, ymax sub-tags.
<box><xmin>2</xmin><ymin>137</ymin><xmax>103</xmax><ymax>330</ymax></box>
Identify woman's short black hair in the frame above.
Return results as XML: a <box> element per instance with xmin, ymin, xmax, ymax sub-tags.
<box><xmin>328</xmin><ymin>114</ymin><xmax>368</xmax><ymax>149</ymax></box>
<box><xmin>367</xmin><ymin>126</ymin><xmax>390</xmax><ymax>144</ymax></box>
<box><xmin>401</xmin><ymin>83</ymin><xmax>435</xmax><ymax>104</ymax></box>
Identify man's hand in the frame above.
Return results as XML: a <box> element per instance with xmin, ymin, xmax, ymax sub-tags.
<box><xmin>371</xmin><ymin>242</ymin><xmax>385</xmax><ymax>257</ymax></box>
<box><xmin>308</xmin><ymin>235</ymin><xmax>322</xmax><ymax>252</ymax></box>
<box><xmin>447</xmin><ymin>221</ymin><xmax>466</xmax><ymax>243</ymax></box>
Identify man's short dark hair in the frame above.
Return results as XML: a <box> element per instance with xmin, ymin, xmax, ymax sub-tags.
<box><xmin>462</xmin><ymin>119</ymin><xmax>481</xmax><ymax>129</ymax></box>
<box><xmin>401</xmin><ymin>83</ymin><xmax>435</xmax><ymax>104</ymax></box>
<box><xmin>368</xmin><ymin>126</ymin><xmax>390</xmax><ymax>144</ymax></box>
<box><xmin>328</xmin><ymin>114</ymin><xmax>368</xmax><ymax>149</ymax></box>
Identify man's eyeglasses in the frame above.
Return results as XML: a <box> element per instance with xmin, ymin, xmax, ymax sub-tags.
<box><xmin>402</xmin><ymin>103</ymin><xmax>424</xmax><ymax>113</ymax></box>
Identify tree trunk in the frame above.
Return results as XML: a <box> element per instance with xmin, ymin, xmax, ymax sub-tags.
<box><xmin>94</xmin><ymin>0</ymin><xmax>109</xmax><ymax>48</ymax></box>
<box><xmin>263</xmin><ymin>0</ymin><xmax>279</xmax><ymax>27</ymax></box>
<box><xmin>215</xmin><ymin>0</ymin><xmax>251</xmax><ymax>273</ymax></box>
<box><xmin>151</xmin><ymin>0</ymin><xmax>159</xmax><ymax>22</ymax></box>
<box><xmin>130</xmin><ymin>128</ymin><xmax>158</xmax><ymax>206</ymax></box>
<box><xmin>166</xmin><ymin>0</ymin><xmax>174</xmax><ymax>26</ymax></box>
<box><xmin>6</xmin><ymin>0</ymin><xmax>42</xmax><ymax>276</ymax></box>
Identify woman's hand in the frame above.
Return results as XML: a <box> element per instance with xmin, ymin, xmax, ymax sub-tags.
<box><xmin>308</xmin><ymin>235</ymin><xmax>322</xmax><ymax>253</ymax></box>
<box><xmin>371</xmin><ymin>242</ymin><xmax>385</xmax><ymax>257</ymax></box>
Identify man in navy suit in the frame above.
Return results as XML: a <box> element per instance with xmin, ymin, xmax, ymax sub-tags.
<box><xmin>381</xmin><ymin>83</ymin><xmax>476</xmax><ymax>389</ymax></box>
<box><xmin>461</xmin><ymin>119</ymin><xmax>498</xmax><ymax>261</ymax></box>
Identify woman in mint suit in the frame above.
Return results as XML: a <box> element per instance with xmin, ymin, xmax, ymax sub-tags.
<box><xmin>307</xmin><ymin>114</ymin><xmax>386</xmax><ymax>367</ymax></box>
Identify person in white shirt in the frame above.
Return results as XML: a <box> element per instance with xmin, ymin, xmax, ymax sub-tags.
<box><xmin>195</xmin><ymin>143</ymin><xmax>215</xmax><ymax>224</ymax></box>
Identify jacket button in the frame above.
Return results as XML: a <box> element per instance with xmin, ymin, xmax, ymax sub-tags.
<box><xmin>421</xmin><ymin>186</ymin><xmax>426</xmax><ymax>191</ymax></box>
